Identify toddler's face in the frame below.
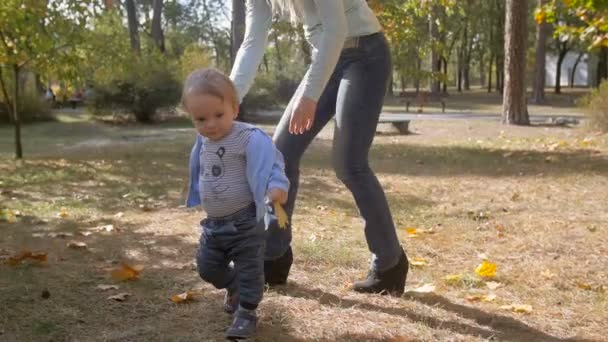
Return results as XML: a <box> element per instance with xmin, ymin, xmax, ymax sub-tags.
<box><xmin>186</xmin><ymin>93</ymin><xmax>238</xmax><ymax>141</ymax></box>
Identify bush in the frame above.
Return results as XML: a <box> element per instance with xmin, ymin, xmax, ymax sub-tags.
<box><xmin>89</xmin><ymin>56</ymin><xmax>181</xmax><ymax>123</ymax></box>
<box><xmin>581</xmin><ymin>80</ymin><xmax>608</xmax><ymax>132</ymax></box>
<box><xmin>242</xmin><ymin>73</ymin><xmax>299</xmax><ymax>112</ymax></box>
<box><xmin>0</xmin><ymin>91</ymin><xmax>52</xmax><ymax>124</ymax></box>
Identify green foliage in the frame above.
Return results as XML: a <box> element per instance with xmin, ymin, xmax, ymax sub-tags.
<box><xmin>178</xmin><ymin>44</ymin><xmax>212</xmax><ymax>82</ymax></box>
<box><xmin>582</xmin><ymin>80</ymin><xmax>608</xmax><ymax>132</ymax></box>
<box><xmin>538</xmin><ymin>0</ymin><xmax>608</xmax><ymax>49</ymax></box>
<box><xmin>242</xmin><ymin>72</ymin><xmax>299</xmax><ymax>111</ymax></box>
<box><xmin>89</xmin><ymin>55</ymin><xmax>181</xmax><ymax>123</ymax></box>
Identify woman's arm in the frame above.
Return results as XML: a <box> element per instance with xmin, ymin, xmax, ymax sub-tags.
<box><xmin>300</xmin><ymin>0</ymin><xmax>348</xmax><ymax>102</ymax></box>
<box><xmin>229</xmin><ymin>0</ymin><xmax>273</xmax><ymax>103</ymax></box>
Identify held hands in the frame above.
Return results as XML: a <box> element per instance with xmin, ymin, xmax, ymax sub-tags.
<box><xmin>268</xmin><ymin>188</ymin><xmax>288</xmax><ymax>205</ymax></box>
<box><xmin>289</xmin><ymin>96</ymin><xmax>317</xmax><ymax>135</ymax></box>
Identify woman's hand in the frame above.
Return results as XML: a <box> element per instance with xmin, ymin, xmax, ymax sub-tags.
<box><xmin>268</xmin><ymin>188</ymin><xmax>288</xmax><ymax>204</ymax></box>
<box><xmin>289</xmin><ymin>96</ymin><xmax>317</xmax><ymax>135</ymax></box>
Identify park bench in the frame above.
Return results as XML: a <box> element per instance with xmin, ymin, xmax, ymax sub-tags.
<box><xmin>398</xmin><ymin>91</ymin><xmax>447</xmax><ymax>113</ymax></box>
<box><xmin>378</xmin><ymin>113</ymin><xmax>411</xmax><ymax>134</ymax></box>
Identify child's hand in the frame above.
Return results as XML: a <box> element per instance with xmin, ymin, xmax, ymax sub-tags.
<box><xmin>268</xmin><ymin>188</ymin><xmax>288</xmax><ymax>204</ymax></box>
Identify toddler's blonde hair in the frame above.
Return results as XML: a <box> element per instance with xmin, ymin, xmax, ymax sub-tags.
<box><xmin>181</xmin><ymin>68</ymin><xmax>238</xmax><ymax>109</ymax></box>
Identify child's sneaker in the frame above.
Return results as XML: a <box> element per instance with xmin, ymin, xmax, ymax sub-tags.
<box><xmin>225</xmin><ymin>309</ymin><xmax>257</xmax><ymax>339</ymax></box>
<box><xmin>223</xmin><ymin>287</ymin><xmax>239</xmax><ymax>314</ymax></box>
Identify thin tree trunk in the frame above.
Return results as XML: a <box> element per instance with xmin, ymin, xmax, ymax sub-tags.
<box><xmin>231</xmin><ymin>0</ymin><xmax>246</xmax><ymax>66</ymax></box>
<box><xmin>125</xmin><ymin>0</ymin><xmax>140</xmax><ymax>54</ymax></box>
<box><xmin>570</xmin><ymin>52</ymin><xmax>584</xmax><ymax>88</ymax></box>
<box><xmin>429</xmin><ymin>6</ymin><xmax>441</xmax><ymax>98</ymax></box>
<box><xmin>151</xmin><ymin>0</ymin><xmax>165</xmax><ymax>53</ymax></box>
<box><xmin>442</xmin><ymin>56</ymin><xmax>449</xmax><ymax>94</ymax></box>
<box><xmin>13</xmin><ymin>65</ymin><xmax>23</xmax><ymax>158</ymax></box>
<box><xmin>488</xmin><ymin>53</ymin><xmax>494</xmax><ymax>93</ymax></box>
<box><xmin>502</xmin><ymin>0</ymin><xmax>529</xmax><ymax>125</ymax></box>
<box><xmin>532</xmin><ymin>0</ymin><xmax>548</xmax><ymax>103</ymax></box>
<box><xmin>479</xmin><ymin>50</ymin><xmax>486</xmax><ymax>87</ymax></box>
<box><xmin>273</xmin><ymin>32</ymin><xmax>283</xmax><ymax>72</ymax></box>
<box><xmin>597</xmin><ymin>47</ymin><xmax>608</xmax><ymax>86</ymax></box>
<box><xmin>415</xmin><ymin>56</ymin><xmax>421</xmax><ymax>93</ymax></box>
<box><xmin>555</xmin><ymin>42</ymin><xmax>569</xmax><ymax>94</ymax></box>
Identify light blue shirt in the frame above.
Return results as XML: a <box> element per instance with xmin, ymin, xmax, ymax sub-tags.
<box><xmin>186</xmin><ymin>123</ymin><xmax>289</xmax><ymax>222</ymax></box>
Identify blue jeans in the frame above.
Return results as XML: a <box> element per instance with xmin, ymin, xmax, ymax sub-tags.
<box><xmin>272</xmin><ymin>32</ymin><xmax>402</xmax><ymax>272</ymax></box>
<box><xmin>196</xmin><ymin>204</ymin><xmax>265</xmax><ymax>307</ymax></box>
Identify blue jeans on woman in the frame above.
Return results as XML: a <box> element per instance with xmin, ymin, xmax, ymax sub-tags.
<box><xmin>270</xmin><ymin>32</ymin><xmax>402</xmax><ymax>273</ymax></box>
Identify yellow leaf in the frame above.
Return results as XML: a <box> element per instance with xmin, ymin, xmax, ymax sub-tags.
<box><xmin>170</xmin><ymin>291</ymin><xmax>198</xmax><ymax>303</ymax></box>
<box><xmin>577</xmin><ymin>282</ymin><xmax>592</xmax><ymax>290</ymax></box>
<box><xmin>500</xmin><ymin>304</ymin><xmax>533</xmax><ymax>314</ymax></box>
<box><xmin>57</xmin><ymin>207</ymin><xmax>69</xmax><ymax>218</ymax></box>
<box><xmin>475</xmin><ymin>260</ymin><xmax>497</xmax><ymax>278</ymax></box>
<box><xmin>445</xmin><ymin>274</ymin><xmax>463</xmax><ymax>284</ymax></box>
<box><xmin>541</xmin><ymin>270</ymin><xmax>556</xmax><ymax>279</ymax></box>
<box><xmin>410</xmin><ymin>257</ymin><xmax>428</xmax><ymax>266</ymax></box>
<box><xmin>405</xmin><ymin>227</ymin><xmax>418</xmax><ymax>237</ymax></box>
<box><xmin>274</xmin><ymin>202</ymin><xmax>288</xmax><ymax>229</ymax></box>
<box><xmin>110</xmin><ymin>264</ymin><xmax>142</xmax><ymax>281</ymax></box>
<box><xmin>0</xmin><ymin>209</ymin><xmax>18</xmax><ymax>223</ymax></box>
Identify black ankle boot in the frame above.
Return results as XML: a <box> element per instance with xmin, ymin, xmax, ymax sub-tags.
<box><xmin>353</xmin><ymin>249</ymin><xmax>408</xmax><ymax>296</ymax></box>
<box><xmin>264</xmin><ymin>246</ymin><xmax>293</xmax><ymax>286</ymax></box>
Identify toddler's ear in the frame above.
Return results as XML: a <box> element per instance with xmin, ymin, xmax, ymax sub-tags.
<box><xmin>233</xmin><ymin>103</ymin><xmax>239</xmax><ymax>118</ymax></box>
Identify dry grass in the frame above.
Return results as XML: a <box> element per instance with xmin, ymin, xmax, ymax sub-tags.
<box><xmin>1</xmin><ymin>114</ymin><xmax>607</xmax><ymax>341</ymax></box>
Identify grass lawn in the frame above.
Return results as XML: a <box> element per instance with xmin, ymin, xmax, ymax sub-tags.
<box><xmin>1</xmin><ymin>103</ymin><xmax>607</xmax><ymax>341</ymax></box>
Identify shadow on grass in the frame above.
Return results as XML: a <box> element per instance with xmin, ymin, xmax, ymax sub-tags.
<box><xmin>276</xmin><ymin>283</ymin><xmax>594</xmax><ymax>342</ymax></box>
<box><xmin>303</xmin><ymin>142</ymin><xmax>608</xmax><ymax>178</ymax></box>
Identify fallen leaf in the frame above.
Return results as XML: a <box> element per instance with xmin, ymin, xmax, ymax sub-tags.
<box><xmin>466</xmin><ymin>293</ymin><xmax>496</xmax><ymax>302</ymax></box>
<box><xmin>576</xmin><ymin>282</ymin><xmax>593</xmax><ymax>290</ymax></box>
<box><xmin>486</xmin><ymin>281</ymin><xmax>502</xmax><ymax>290</ymax></box>
<box><xmin>274</xmin><ymin>202</ymin><xmax>288</xmax><ymax>229</ymax></box>
<box><xmin>541</xmin><ymin>270</ymin><xmax>556</xmax><ymax>279</ymax></box>
<box><xmin>411</xmin><ymin>283</ymin><xmax>435</xmax><ymax>293</ymax></box>
<box><xmin>405</xmin><ymin>227</ymin><xmax>418</xmax><ymax>237</ymax></box>
<box><xmin>96</xmin><ymin>284</ymin><xmax>120</xmax><ymax>291</ymax></box>
<box><xmin>445</xmin><ymin>274</ymin><xmax>463</xmax><ymax>284</ymax></box>
<box><xmin>67</xmin><ymin>241</ymin><xmax>88</xmax><ymax>250</ymax></box>
<box><xmin>5</xmin><ymin>250</ymin><xmax>48</xmax><ymax>266</ymax></box>
<box><xmin>308</xmin><ymin>233</ymin><xmax>317</xmax><ymax>242</ymax></box>
<box><xmin>107</xmin><ymin>293</ymin><xmax>131</xmax><ymax>301</ymax></box>
<box><xmin>57</xmin><ymin>207</ymin><xmax>69</xmax><ymax>219</ymax></box>
<box><xmin>110</xmin><ymin>264</ymin><xmax>142</xmax><ymax>281</ymax></box>
<box><xmin>170</xmin><ymin>291</ymin><xmax>199</xmax><ymax>303</ymax></box>
<box><xmin>49</xmin><ymin>232</ymin><xmax>74</xmax><ymax>239</ymax></box>
<box><xmin>114</xmin><ymin>212</ymin><xmax>125</xmax><ymax>219</ymax></box>
<box><xmin>79</xmin><ymin>231</ymin><xmax>93</xmax><ymax>237</ymax></box>
<box><xmin>500</xmin><ymin>304</ymin><xmax>533</xmax><ymax>314</ymax></box>
<box><xmin>475</xmin><ymin>260</ymin><xmax>497</xmax><ymax>278</ymax></box>
<box><xmin>94</xmin><ymin>224</ymin><xmax>115</xmax><ymax>233</ymax></box>
<box><xmin>0</xmin><ymin>209</ymin><xmax>18</xmax><ymax>223</ymax></box>
<box><xmin>410</xmin><ymin>258</ymin><xmax>428</xmax><ymax>266</ymax></box>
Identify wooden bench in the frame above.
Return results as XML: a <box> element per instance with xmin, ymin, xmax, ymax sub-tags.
<box><xmin>398</xmin><ymin>91</ymin><xmax>447</xmax><ymax>113</ymax></box>
<box><xmin>378</xmin><ymin>114</ymin><xmax>410</xmax><ymax>134</ymax></box>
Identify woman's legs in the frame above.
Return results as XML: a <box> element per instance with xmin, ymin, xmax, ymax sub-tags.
<box><xmin>265</xmin><ymin>68</ymin><xmax>342</xmax><ymax>284</ymax></box>
<box><xmin>332</xmin><ymin>34</ymin><xmax>403</xmax><ymax>274</ymax></box>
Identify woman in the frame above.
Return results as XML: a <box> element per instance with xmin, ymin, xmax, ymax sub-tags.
<box><xmin>229</xmin><ymin>0</ymin><xmax>408</xmax><ymax>295</ymax></box>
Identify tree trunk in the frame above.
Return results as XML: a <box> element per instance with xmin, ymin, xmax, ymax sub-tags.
<box><xmin>415</xmin><ymin>56</ymin><xmax>421</xmax><ymax>93</ymax></box>
<box><xmin>13</xmin><ymin>65</ymin><xmax>23</xmax><ymax>159</ymax></box>
<box><xmin>496</xmin><ymin>55</ymin><xmax>503</xmax><ymax>93</ymax></box>
<box><xmin>532</xmin><ymin>0</ymin><xmax>548</xmax><ymax>103</ymax></box>
<box><xmin>231</xmin><ymin>0</ymin><xmax>246</xmax><ymax>66</ymax></box>
<box><xmin>429</xmin><ymin>6</ymin><xmax>441</xmax><ymax>98</ymax></box>
<box><xmin>151</xmin><ymin>0</ymin><xmax>165</xmax><ymax>53</ymax></box>
<box><xmin>479</xmin><ymin>50</ymin><xmax>486</xmax><ymax>87</ymax></box>
<box><xmin>125</xmin><ymin>0</ymin><xmax>140</xmax><ymax>54</ymax></box>
<box><xmin>555</xmin><ymin>42</ymin><xmax>569</xmax><ymax>94</ymax></box>
<box><xmin>488</xmin><ymin>53</ymin><xmax>494</xmax><ymax>93</ymax></box>
<box><xmin>502</xmin><ymin>0</ymin><xmax>529</xmax><ymax>125</ymax></box>
<box><xmin>273</xmin><ymin>32</ymin><xmax>283</xmax><ymax>72</ymax></box>
<box><xmin>570</xmin><ymin>52</ymin><xmax>584</xmax><ymax>88</ymax></box>
<box><xmin>597</xmin><ymin>47</ymin><xmax>608</xmax><ymax>86</ymax></box>
<box><xmin>442</xmin><ymin>56</ymin><xmax>448</xmax><ymax>94</ymax></box>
